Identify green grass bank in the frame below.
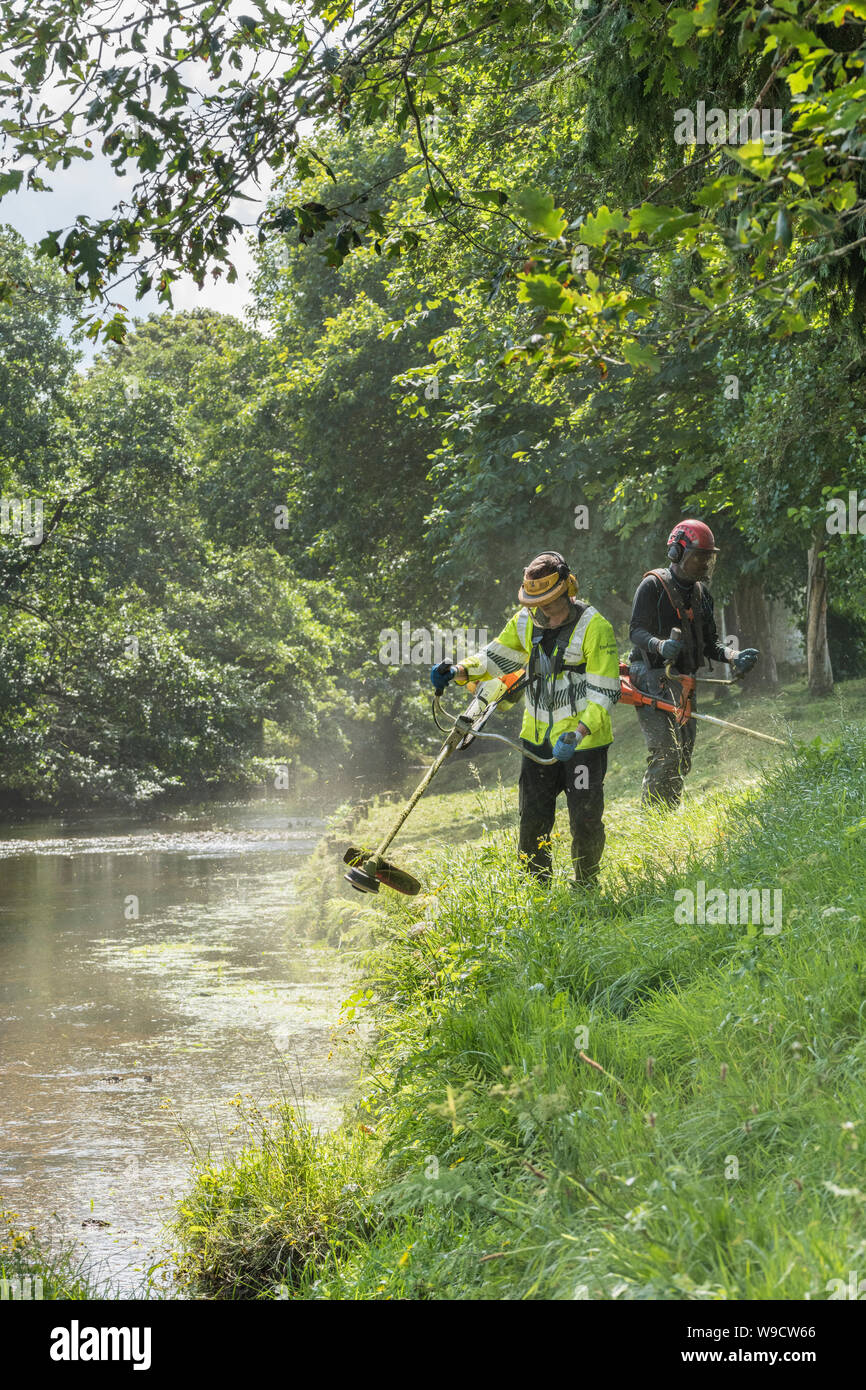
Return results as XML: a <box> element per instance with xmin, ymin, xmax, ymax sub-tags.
<box><xmin>1</xmin><ymin>1211</ymin><xmax>109</xmax><ymax>1300</ymax></box>
<box><xmin>174</xmin><ymin>679</ymin><xmax>866</xmax><ymax>1300</ymax></box>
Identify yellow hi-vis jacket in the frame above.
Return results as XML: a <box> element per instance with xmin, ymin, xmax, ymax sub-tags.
<box><xmin>457</xmin><ymin>602</ymin><xmax>621</xmax><ymax>750</ymax></box>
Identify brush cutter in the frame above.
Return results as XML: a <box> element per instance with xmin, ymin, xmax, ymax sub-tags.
<box><xmin>344</xmin><ymin>641</ymin><xmax>786</xmax><ymax>896</ymax></box>
<box><xmin>619</xmin><ymin>649</ymin><xmax>786</xmax><ymax>747</ymax></box>
<box><xmin>344</xmin><ymin>665</ymin><xmax>555</xmax><ymax>895</ymax></box>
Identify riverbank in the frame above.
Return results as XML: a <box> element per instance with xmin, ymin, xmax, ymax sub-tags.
<box><xmin>0</xmin><ymin>799</ymin><xmax>360</xmax><ymax>1297</ymax></box>
<box><xmin>0</xmin><ymin>760</ymin><xmax>362</xmax><ymax>826</ymax></box>
<box><xmin>171</xmin><ymin>678</ymin><xmax>866</xmax><ymax>1299</ymax></box>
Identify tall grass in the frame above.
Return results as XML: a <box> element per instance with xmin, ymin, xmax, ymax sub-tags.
<box><xmin>1</xmin><ymin>1211</ymin><xmax>110</xmax><ymax>1299</ymax></box>
<box><xmin>175</xmin><ymin>728</ymin><xmax>866</xmax><ymax>1300</ymax></box>
<box><xmin>172</xmin><ymin>1098</ymin><xmax>377</xmax><ymax>1298</ymax></box>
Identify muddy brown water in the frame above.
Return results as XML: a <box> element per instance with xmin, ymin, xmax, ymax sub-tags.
<box><xmin>0</xmin><ymin>800</ymin><xmax>358</xmax><ymax>1296</ymax></box>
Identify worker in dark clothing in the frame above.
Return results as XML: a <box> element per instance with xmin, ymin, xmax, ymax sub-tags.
<box><xmin>629</xmin><ymin>520</ymin><xmax>759</xmax><ymax>807</ymax></box>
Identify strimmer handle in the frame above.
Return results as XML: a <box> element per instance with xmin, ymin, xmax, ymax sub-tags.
<box><xmin>500</xmin><ymin>667</ymin><xmax>527</xmax><ymax>692</ymax></box>
<box><xmin>665</xmin><ymin>627</ymin><xmax>684</xmax><ymax>680</ymax></box>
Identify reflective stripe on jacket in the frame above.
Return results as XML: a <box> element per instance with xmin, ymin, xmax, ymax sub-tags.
<box><xmin>459</xmin><ymin>603</ymin><xmax>620</xmax><ymax>749</ymax></box>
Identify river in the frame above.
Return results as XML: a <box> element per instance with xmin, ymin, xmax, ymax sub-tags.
<box><xmin>0</xmin><ymin>797</ymin><xmax>357</xmax><ymax>1297</ymax></box>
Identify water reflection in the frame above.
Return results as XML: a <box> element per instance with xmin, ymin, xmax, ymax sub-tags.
<box><xmin>0</xmin><ymin>803</ymin><xmax>356</xmax><ymax>1295</ymax></box>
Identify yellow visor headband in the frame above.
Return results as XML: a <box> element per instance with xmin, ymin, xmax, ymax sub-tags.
<box><xmin>517</xmin><ymin>567</ymin><xmax>578</xmax><ymax>607</ymax></box>
<box><xmin>522</xmin><ymin>571</ymin><xmax>561</xmax><ymax>598</ymax></box>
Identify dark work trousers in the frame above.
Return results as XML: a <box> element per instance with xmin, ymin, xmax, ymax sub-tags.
<box><xmin>517</xmin><ymin>741</ymin><xmax>608</xmax><ymax>884</ymax></box>
<box><xmin>635</xmin><ymin>703</ymin><xmax>697</xmax><ymax>808</ymax></box>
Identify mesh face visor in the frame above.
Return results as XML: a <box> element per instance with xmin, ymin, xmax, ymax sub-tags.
<box><xmin>682</xmin><ymin>547</ymin><xmax>717</xmax><ymax>580</ymax></box>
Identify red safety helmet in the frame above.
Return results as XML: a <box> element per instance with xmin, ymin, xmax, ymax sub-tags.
<box><xmin>667</xmin><ymin>519</ymin><xmax>720</xmax><ymax>563</ymax></box>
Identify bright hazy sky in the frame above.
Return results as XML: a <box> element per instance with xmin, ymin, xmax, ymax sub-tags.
<box><xmin>2</xmin><ymin>150</ymin><xmax>270</xmax><ymax>352</ymax></box>
<box><xmin>0</xmin><ymin>5</ymin><xmax>321</xmax><ymax>357</ymax></box>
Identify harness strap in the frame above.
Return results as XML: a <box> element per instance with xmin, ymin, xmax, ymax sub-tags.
<box><xmin>643</xmin><ymin>567</ymin><xmax>703</xmax><ymax>623</ymax></box>
<box><xmin>527</xmin><ymin>608</ymin><xmax>583</xmax><ymax>722</ymax></box>
<box><xmin>643</xmin><ymin>567</ymin><xmax>704</xmax><ymax>672</ymax></box>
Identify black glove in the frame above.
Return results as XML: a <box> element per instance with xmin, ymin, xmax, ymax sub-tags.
<box><xmin>430</xmin><ymin>660</ymin><xmax>456</xmax><ymax>694</ymax></box>
<box><xmin>730</xmin><ymin>647</ymin><xmax>759</xmax><ymax>674</ymax></box>
<box><xmin>651</xmin><ymin>636</ymin><xmax>683</xmax><ymax>662</ymax></box>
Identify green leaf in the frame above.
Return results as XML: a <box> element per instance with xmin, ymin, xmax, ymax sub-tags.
<box><xmin>0</xmin><ymin>168</ymin><xmax>23</xmax><ymax>196</ymax></box>
<box><xmin>693</xmin><ymin>175</ymin><xmax>744</xmax><ymax>209</ymax></box>
<box><xmin>580</xmin><ymin>205</ymin><xmax>629</xmax><ymax>247</ymax></box>
<box><xmin>475</xmin><ymin>188</ymin><xmax>508</xmax><ymax>208</ymax></box>
<box><xmin>774</xmin><ymin>207</ymin><xmax>792</xmax><ymax>249</ymax></box>
<box><xmin>628</xmin><ymin>205</ymin><xmax>699</xmax><ymax>242</ymax></box>
<box><xmin>629</xmin><ymin>204</ymin><xmax>681</xmax><ymax>235</ymax></box>
<box><xmin>668</xmin><ymin>8</ymin><xmax>697</xmax><ymax>45</ymax></box>
<box><xmin>511</xmin><ymin>187</ymin><xmax>567</xmax><ymax>239</ymax></box>
<box><xmin>621</xmin><ymin>339</ymin><xmax>660</xmax><ymax>371</ymax></box>
<box><xmin>518</xmin><ymin>273</ymin><xmax>570</xmax><ymax>312</ymax></box>
<box><xmin>830</xmin><ymin>180</ymin><xmax>857</xmax><ymax>212</ymax></box>
<box><xmin>729</xmin><ymin>141</ymin><xmax>775</xmax><ymax>178</ymax></box>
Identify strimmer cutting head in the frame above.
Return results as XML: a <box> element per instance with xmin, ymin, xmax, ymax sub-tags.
<box><xmin>343</xmin><ymin>847</ymin><xmax>422</xmax><ymax>895</ymax></box>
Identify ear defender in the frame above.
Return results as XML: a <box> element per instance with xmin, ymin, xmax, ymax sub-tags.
<box><xmin>549</xmin><ymin>550</ymin><xmax>578</xmax><ymax>598</ymax></box>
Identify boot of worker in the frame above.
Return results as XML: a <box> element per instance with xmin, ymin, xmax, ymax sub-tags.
<box><xmin>518</xmin><ymin>845</ymin><xmax>554</xmax><ymax>881</ymax></box>
<box><xmin>647</xmin><ymin>710</ymin><xmax>696</xmax><ymax>808</ymax></box>
<box><xmin>517</xmin><ymin>808</ymin><xmax>556</xmax><ymax>879</ymax></box>
<box><xmin>640</xmin><ymin>740</ymin><xmax>686</xmax><ymax>807</ymax></box>
<box><xmin>571</xmin><ymin>801</ymin><xmax>605</xmax><ymax>882</ymax></box>
<box><xmin>570</xmin><ymin>846</ymin><xmax>603</xmax><ymax>887</ymax></box>
<box><xmin>640</xmin><ymin>773</ymin><xmax>683</xmax><ymax>810</ymax></box>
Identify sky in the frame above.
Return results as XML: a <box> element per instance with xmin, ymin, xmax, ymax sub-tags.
<box><xmin>3</xmin><ymin>152</ymin><xmax>268</xmax><ymax>348</ymax></box>
<box><xmin>0</xmin><ymin>3</ymin><xmax>322</xmax><ymax>361</ymax></box>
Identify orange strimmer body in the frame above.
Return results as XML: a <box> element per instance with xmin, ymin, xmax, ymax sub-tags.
<box><xmin>618</xmin><ymin>662</ymin><xmax>694</xmax><ymax>726</ymax></box>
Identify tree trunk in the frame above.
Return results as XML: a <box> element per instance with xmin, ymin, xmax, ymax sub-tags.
<box><xmin>378</xmin><ymin>690</ymin><xmax>406</xmax><ymax>778</ymax></box>
<box><xmin>731</xmin><ymin>578</ymin><xmax>779</xmax><ymax>690</ymax></box>
<box><xmin>806</xmin><ymin>536</ymin><xmax>834</xmax><ymax>695</ymax></box>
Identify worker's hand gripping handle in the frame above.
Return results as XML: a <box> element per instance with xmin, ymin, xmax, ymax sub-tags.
<box><xmin>663</xmin><ymin>628</ymin><xmax>695</xmax><ymax>725</ymax></box>
<box><xmin>664</xmin><ymin>626</ymin><xmax>683</xmax><ymax>680</ymax></box>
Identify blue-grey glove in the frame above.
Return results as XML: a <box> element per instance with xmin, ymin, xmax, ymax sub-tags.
<box><xmin>553</xmin><ymin>732</ymin><xmax>578</xmax><ymax>762</ymax></box>
<box><xmin>430</xmin><ymin>660</ymin><xmax>456</xmax><ymax>695</ymax></box>
<box><xmin>652</xmin><ymin>636</ymin><xmax>684</xmax><ymax>662</ymax></box>
<box><xmin>730</xmin><ymin>647</ymin><xmax>759</xmax><ymax>674</ymax></box>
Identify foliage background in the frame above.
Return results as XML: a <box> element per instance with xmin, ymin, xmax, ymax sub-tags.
<box><xmin>2</xmin><ymin>1</ymin><xmax>866</xmax><ymax>808</ymax></box>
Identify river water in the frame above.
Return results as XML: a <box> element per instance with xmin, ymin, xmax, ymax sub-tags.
<box><xmin>0</xmin><ymin>799</ymin><xmax>358</xmax><ymax>1296</ymax></box>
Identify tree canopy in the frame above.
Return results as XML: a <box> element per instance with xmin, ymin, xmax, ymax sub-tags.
<box><xmin>2</xmin><ymin>3</ymin><xmax>865</xmax><ymax>807</ymax></box>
